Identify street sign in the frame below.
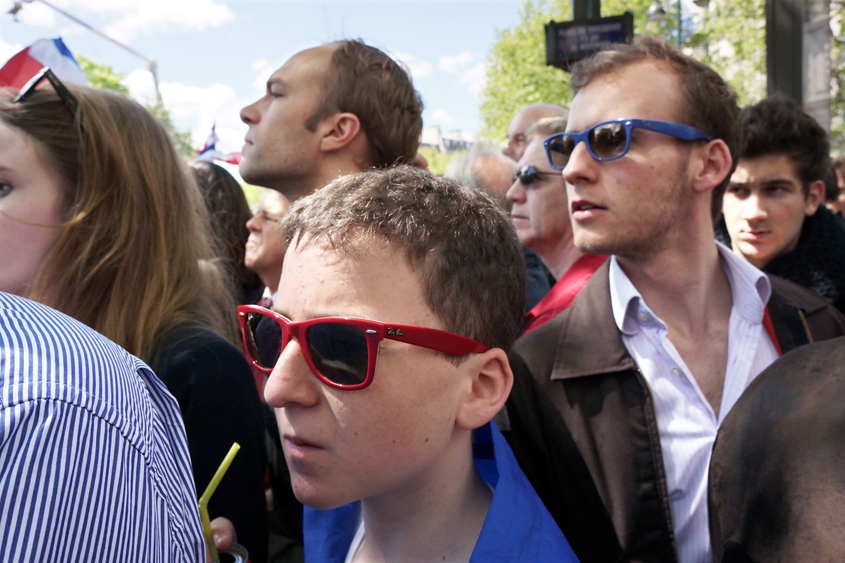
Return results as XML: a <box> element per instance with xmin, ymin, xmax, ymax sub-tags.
<box><xmin>545</xmin><ymin>13</ymin><xmax>634</xmax><ymax>72</ymax></box>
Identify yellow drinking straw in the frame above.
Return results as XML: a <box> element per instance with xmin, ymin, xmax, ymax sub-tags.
<box><xmin>199</xmin><ymin>442</ymin><xmax>241</xmax><ymax>563</ymax></box>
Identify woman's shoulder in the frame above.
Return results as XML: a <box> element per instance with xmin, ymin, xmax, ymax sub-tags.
<box><xmin>150</xmin><ymin>323</ymin><xmax>251</xmax><ymax>390</ymax></box>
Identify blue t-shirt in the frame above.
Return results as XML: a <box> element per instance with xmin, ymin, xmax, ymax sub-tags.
<box><xmin>303</xmin><ymin>421</ymin><xmax>579</xmax><ymax>562</ymax></box>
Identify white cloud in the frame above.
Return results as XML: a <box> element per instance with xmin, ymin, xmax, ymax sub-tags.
<box><xmin>392</xmin><ymin>52</ymin><xmax>432</xmax><ymax>79</ymax></box>
<box><xmin>2</xmin><ymin>0</ymin><xmax>57</xmax><ymax>27</ymax></box>
<box><xmin>126</xmin><ymin>68</ymin><xmax>158</xmax><ymax>105</ymax></box>
<box><xmin>438</xmin><ymin>50</ymin><xmax>475</xmax><ymax>74</ymax></box>
<box><xmin>432</xmin><ymin>109</ymin><xmax>455</xmax><ymax>124</ymax></box>
<box><xmin>0</xmin><ymin>38</ymin><xmax>22</xmax><ymax>66</ymax></box>
<box><xmin>125</xmin><ymin>68</ymin><xmax>246</xmax><ymax>153</ymax></box>
<box><xmin>251</xmin><ymin>58</ymin><xmax>267</xmax><ymax>71</ymax></box>
<box><xmin>252</xmin><ymin>64</ymin><xmax>274</xmax><ymax>91</ymax></box>
<box><xmin>53</xmin><ymin>0</ymin><xmax>235</xmax><ymax>43</ymax></box>
<box><xmin>437</xmin><ymin>51</ymin><xmax>485</xmax><ymax>96</ymax></box>
<box><xmin>461</xmin><ymin>62</ymin><xmax>486</xmax><ymax>98</ymax></box>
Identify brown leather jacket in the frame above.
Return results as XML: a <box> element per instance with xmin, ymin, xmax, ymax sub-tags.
<box><xmin>504</xmin><ymin>261</ymin><xmax>845</xmax><ymax>563</ymax></box>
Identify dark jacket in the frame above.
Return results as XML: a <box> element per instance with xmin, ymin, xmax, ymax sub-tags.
<box><xmin>504</xmin><ymin>261</ymin><xmax>845</xmax><ymax>563</ymax></box>
<box><xmin>152</xmin><ymin>324</ymin><xmax>269</xmax><ymax>563</ymax></box>
<box><xmin>716</xmin><ymin>206</ymin><xmax>845</xmax><ymax>314</ymax></box>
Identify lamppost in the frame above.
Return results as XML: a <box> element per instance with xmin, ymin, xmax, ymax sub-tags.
<box><xmin>646</xmin><ymin>0</ymin><xmax>710</xmax><ymax>47</ymax></box>
<box><xmin>8</xmin><ymin>0</ymin><xmax>162</xmax><ymax>105</ymax></box>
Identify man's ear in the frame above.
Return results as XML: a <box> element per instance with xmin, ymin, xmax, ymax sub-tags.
<box><xmin>691</xmin><ymin>139</ymin><xmax>733</xmax><ymax>195</ymax></box>
<box><xmin>319</xmin><ymin>112</ymin><xmax>362</xmax><ymax>154</ymax></box>
<box><xmin>805</xmin><ymin>179</ymin><xmax>825</xmax><ymax>216</ymax></box>
<box><xmin>455</xmin><ymin>348</ymin><xmax>514</xmax><ymax>431</ymax></box>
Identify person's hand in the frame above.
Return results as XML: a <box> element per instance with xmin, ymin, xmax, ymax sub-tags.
<box><xmin>204</xmin><ymin>517</ymin><xmax>236</xmax><ymax>562</ymax></box>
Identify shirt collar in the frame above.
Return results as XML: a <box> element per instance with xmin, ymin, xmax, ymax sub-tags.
<box><xmin>609</xmin><ymin>256</ymin><xmax>648</xmax><ymax>336</ymax></box>
<box><xmin>608</xmin><ymin>242</ymin><xmax>772</xmax><ymax>336</ymax></box>
<box><xmin>715</xmin><ymin>240</ymin><xmax>771</xmax><ymax>322</ymax></box>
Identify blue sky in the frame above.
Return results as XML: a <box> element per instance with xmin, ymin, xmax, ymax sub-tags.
<box><xmin>0</xmin><ymin>0</ymin><xmax>527</xmax><ymax>160</ymax></box>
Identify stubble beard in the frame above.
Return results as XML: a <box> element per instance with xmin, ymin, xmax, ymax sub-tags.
<box><xmin>575</xmin><ymin>157</ymin><xmax>692</xmax><ymax>261</ymax></box>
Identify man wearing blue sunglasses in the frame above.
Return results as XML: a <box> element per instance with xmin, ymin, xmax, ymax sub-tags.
<box><xmin>504</xmin><ymin>36</ymin><xmax>845</xmax><ymax>563</ymax></box>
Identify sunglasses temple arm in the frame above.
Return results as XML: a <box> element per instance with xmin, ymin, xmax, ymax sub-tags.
<box><xmin>383</xmin><ymin>325</ymin><xmax>489</xmax><ymax>355</ymax></box>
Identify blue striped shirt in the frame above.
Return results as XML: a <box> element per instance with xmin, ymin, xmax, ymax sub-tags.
<box><xmin>0</xmin><ymin>293</ymin><xmax>205</xmax><ymax>562</ymax></box>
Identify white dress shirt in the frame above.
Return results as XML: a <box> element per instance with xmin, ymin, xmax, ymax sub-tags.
<box><xmin>608</xmin><ymin>243</ymin><xmax>780</xmax><ymax>563</ymax></box>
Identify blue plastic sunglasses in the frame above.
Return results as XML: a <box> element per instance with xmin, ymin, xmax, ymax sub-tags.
<box><xmin>543</xmin><ymin>118</ymin><xmax>713</xmax><ymax>170</ymax></box>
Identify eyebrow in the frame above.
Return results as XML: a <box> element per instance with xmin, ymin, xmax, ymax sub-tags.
<box><xmin>730</xmin><ymin>178</ymin><xmax>798</xmax><ymax>187</ymax></box>
<box><xmin>266</xmin><ymin>77</ymin><xmax>288</xmax><ymax>91</ymax></box>
<box><xmin>270</xmin><ymin>309</ymin><xmax>376</xmax><ymax>322</ymax></box>
<box><xmin>759</xmin><ymin>178</ymin><xmax>797</xmax><ymax>185</ymax></box>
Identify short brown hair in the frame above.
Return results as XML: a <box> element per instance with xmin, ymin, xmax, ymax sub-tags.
<box><xmin>304</xmin><ymin>40</ymin><xmax>423</xmax><ymax>168</ymax></box>
<box><xmin>282</xmin><ymin>166</ymin><xmax>526</xmax><ymax>352</ymax></box>
<box><xmin>571</xmin><ymin>35</ymin><xmax>740</xmax><ymax>222</ymax></box>
<box><xmin>525</xmin><ymin>116</ymin><xmax>568</xmax><ymax>144</ymax></box>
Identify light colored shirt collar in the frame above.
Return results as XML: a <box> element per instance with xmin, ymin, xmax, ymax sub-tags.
<box><xmin>610</xmin><ymin>241</ymin><xmax>772</xmax><ymax>335</ymax></box>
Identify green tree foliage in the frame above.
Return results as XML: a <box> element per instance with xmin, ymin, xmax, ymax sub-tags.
<box><xmin>480</xmin><ymin>0</ymin><xmax>767</xmax><ymax>142</ymax></box>
<box><xmin>76</xmin><ymin>55</ymin><xmax>195</xmax><ymax>160</ymax></box>
<box><xmin>76</xmin><ymin>55</ymin><xmax>129</xmax><ymax>96</ymax></box>
<box><xmin>687</xmin><ymin>0</ymin><xmax>766</xmax><ymax>106</ymax></box>
<box><xmin>241</xmin><ymin>183</ymin><xmax>266</xmax><ymax>207</ymax></box>
<box><xmin>480</xmin><ymin>0</ymin><xmax>676</xmax><ymax>141</ymax></box>
<box><xmin>480</xmin><ymin>1</ymin><xmax>572</xmax><ymax>141</ymax></box>
<box><xmin>418</xmin><ymin>145</ymin><xmax>468</xmax><ymax>175</ymax></box>
<box><xmin>831</xmin><ymin>0</ymin><xmax>845</xmax><ymax>153</ymax></box>
<box><xmin>145</xmin><ymin>101</ymin><xmax>196</xmax><ymax>160</ymax></box>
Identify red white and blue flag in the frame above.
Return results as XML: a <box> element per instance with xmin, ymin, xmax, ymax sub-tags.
<box><xmin>0</xmin><ymin>38</ymin><xmax>87</xmax><ymax>89</ymax></box>
<box><xmin>196</xmin><ymin>124</ymin><xmax>242</xmax><ymax>165</ymax></box>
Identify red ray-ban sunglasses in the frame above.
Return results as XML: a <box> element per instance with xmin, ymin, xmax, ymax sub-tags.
<box><xmin>237</xmin><ymin>305</ymin><xmax>489</xmax><ymax>390</ymax></box>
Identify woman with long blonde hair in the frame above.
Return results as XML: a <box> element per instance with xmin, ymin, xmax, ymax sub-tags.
<box><xmin>0</xmin><ymin>72</ymin><xmax>267</xmax><ymax>561</ymax></box>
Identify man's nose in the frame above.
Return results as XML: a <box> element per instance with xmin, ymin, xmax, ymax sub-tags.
<box><xmin>503</xmin><ymin>140</ymin><xmax>519</xmax><ymax>160</ymax></box>
<box><xmin>264</xmin><ymin>339</ymin><xmax>321</xmax><ymax>409</ymax></box>
<box><xmin>562</xmin><ymin>140</ymin><xmax>597</xmax><ymax>187</ymax></box>
<box><xmin>506</xmin><ymin>177</ymin><xmax>526</xmax><ymax>204</ymax></box>
<box><xmin>741</xmin><ymin>193</ymin><xmax>768</xmax><ymax>223</ymax></box>
<box><xmin>240</xmin><ymin>99</ymin><xmax>261</xmax><ymax>125</ymax></box>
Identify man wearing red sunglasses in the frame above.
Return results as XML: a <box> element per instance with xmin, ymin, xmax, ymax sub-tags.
<box><xmin>504</xmin><ymin>36</ymin><xmax>845</xmax><ymax>563</ymax></box>
<box><xmin>242</xmin><ymin>166</ymin><xmax>578</xmax><ymax>562</ymax></box>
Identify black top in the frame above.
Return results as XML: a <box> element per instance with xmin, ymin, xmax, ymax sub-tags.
<box><xmin>152</xmin><ymin>324</ymin><xmax>268</xmax><ymax>563</ymax></box>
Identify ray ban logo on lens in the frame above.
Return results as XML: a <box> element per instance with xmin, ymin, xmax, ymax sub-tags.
<box><xmin>386</xmin><ymin>328</ymin><xmax>404</xmax><ymax>336</ymax></box>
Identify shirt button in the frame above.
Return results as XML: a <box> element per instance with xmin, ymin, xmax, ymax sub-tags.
<box><xmin>638</xmin><ymin>312</ymin><xmax>649</xmax><ymax>322</ymax></box>
<box><xmin>671</xmin><ymin>366</ymin><xmax>682</xmax><ymax>376</ymax></box>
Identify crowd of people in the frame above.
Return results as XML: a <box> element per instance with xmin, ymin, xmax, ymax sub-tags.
<box><xmin>1</xmin><ymin>33</ymin><xmax>844</xmax><ymax>563</ymax></box>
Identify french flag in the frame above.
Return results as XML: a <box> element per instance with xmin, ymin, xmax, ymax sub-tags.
<box><xmin>196</xmin><ymin>124</ymin><xmax>242</xmax><ymax>165</ymax></box>
<box><xmin>0</xmin><ymin>38</ymin><xmax>87</xmax><ymax>88</ymax></box>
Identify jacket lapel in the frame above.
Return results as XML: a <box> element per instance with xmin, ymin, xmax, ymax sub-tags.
<box><xmin>551</xmin><ymin>261</ymin><xmax>636</xmax><ymax>381</ymax></box>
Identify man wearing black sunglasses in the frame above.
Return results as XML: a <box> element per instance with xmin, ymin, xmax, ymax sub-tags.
<box><xmin>246</xmin><ymin>166</ymin><xmax>578</xmax><ymax>562</ymax></box>
<box><xmin>506</xmin><ymin>116</ymin><xmax>607</xmax><ymax>335</ymax></box>
<box><xmin>504</xmin><ymin>36</ymin><xmax>845</xmax><ymax>563</ymax></box>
